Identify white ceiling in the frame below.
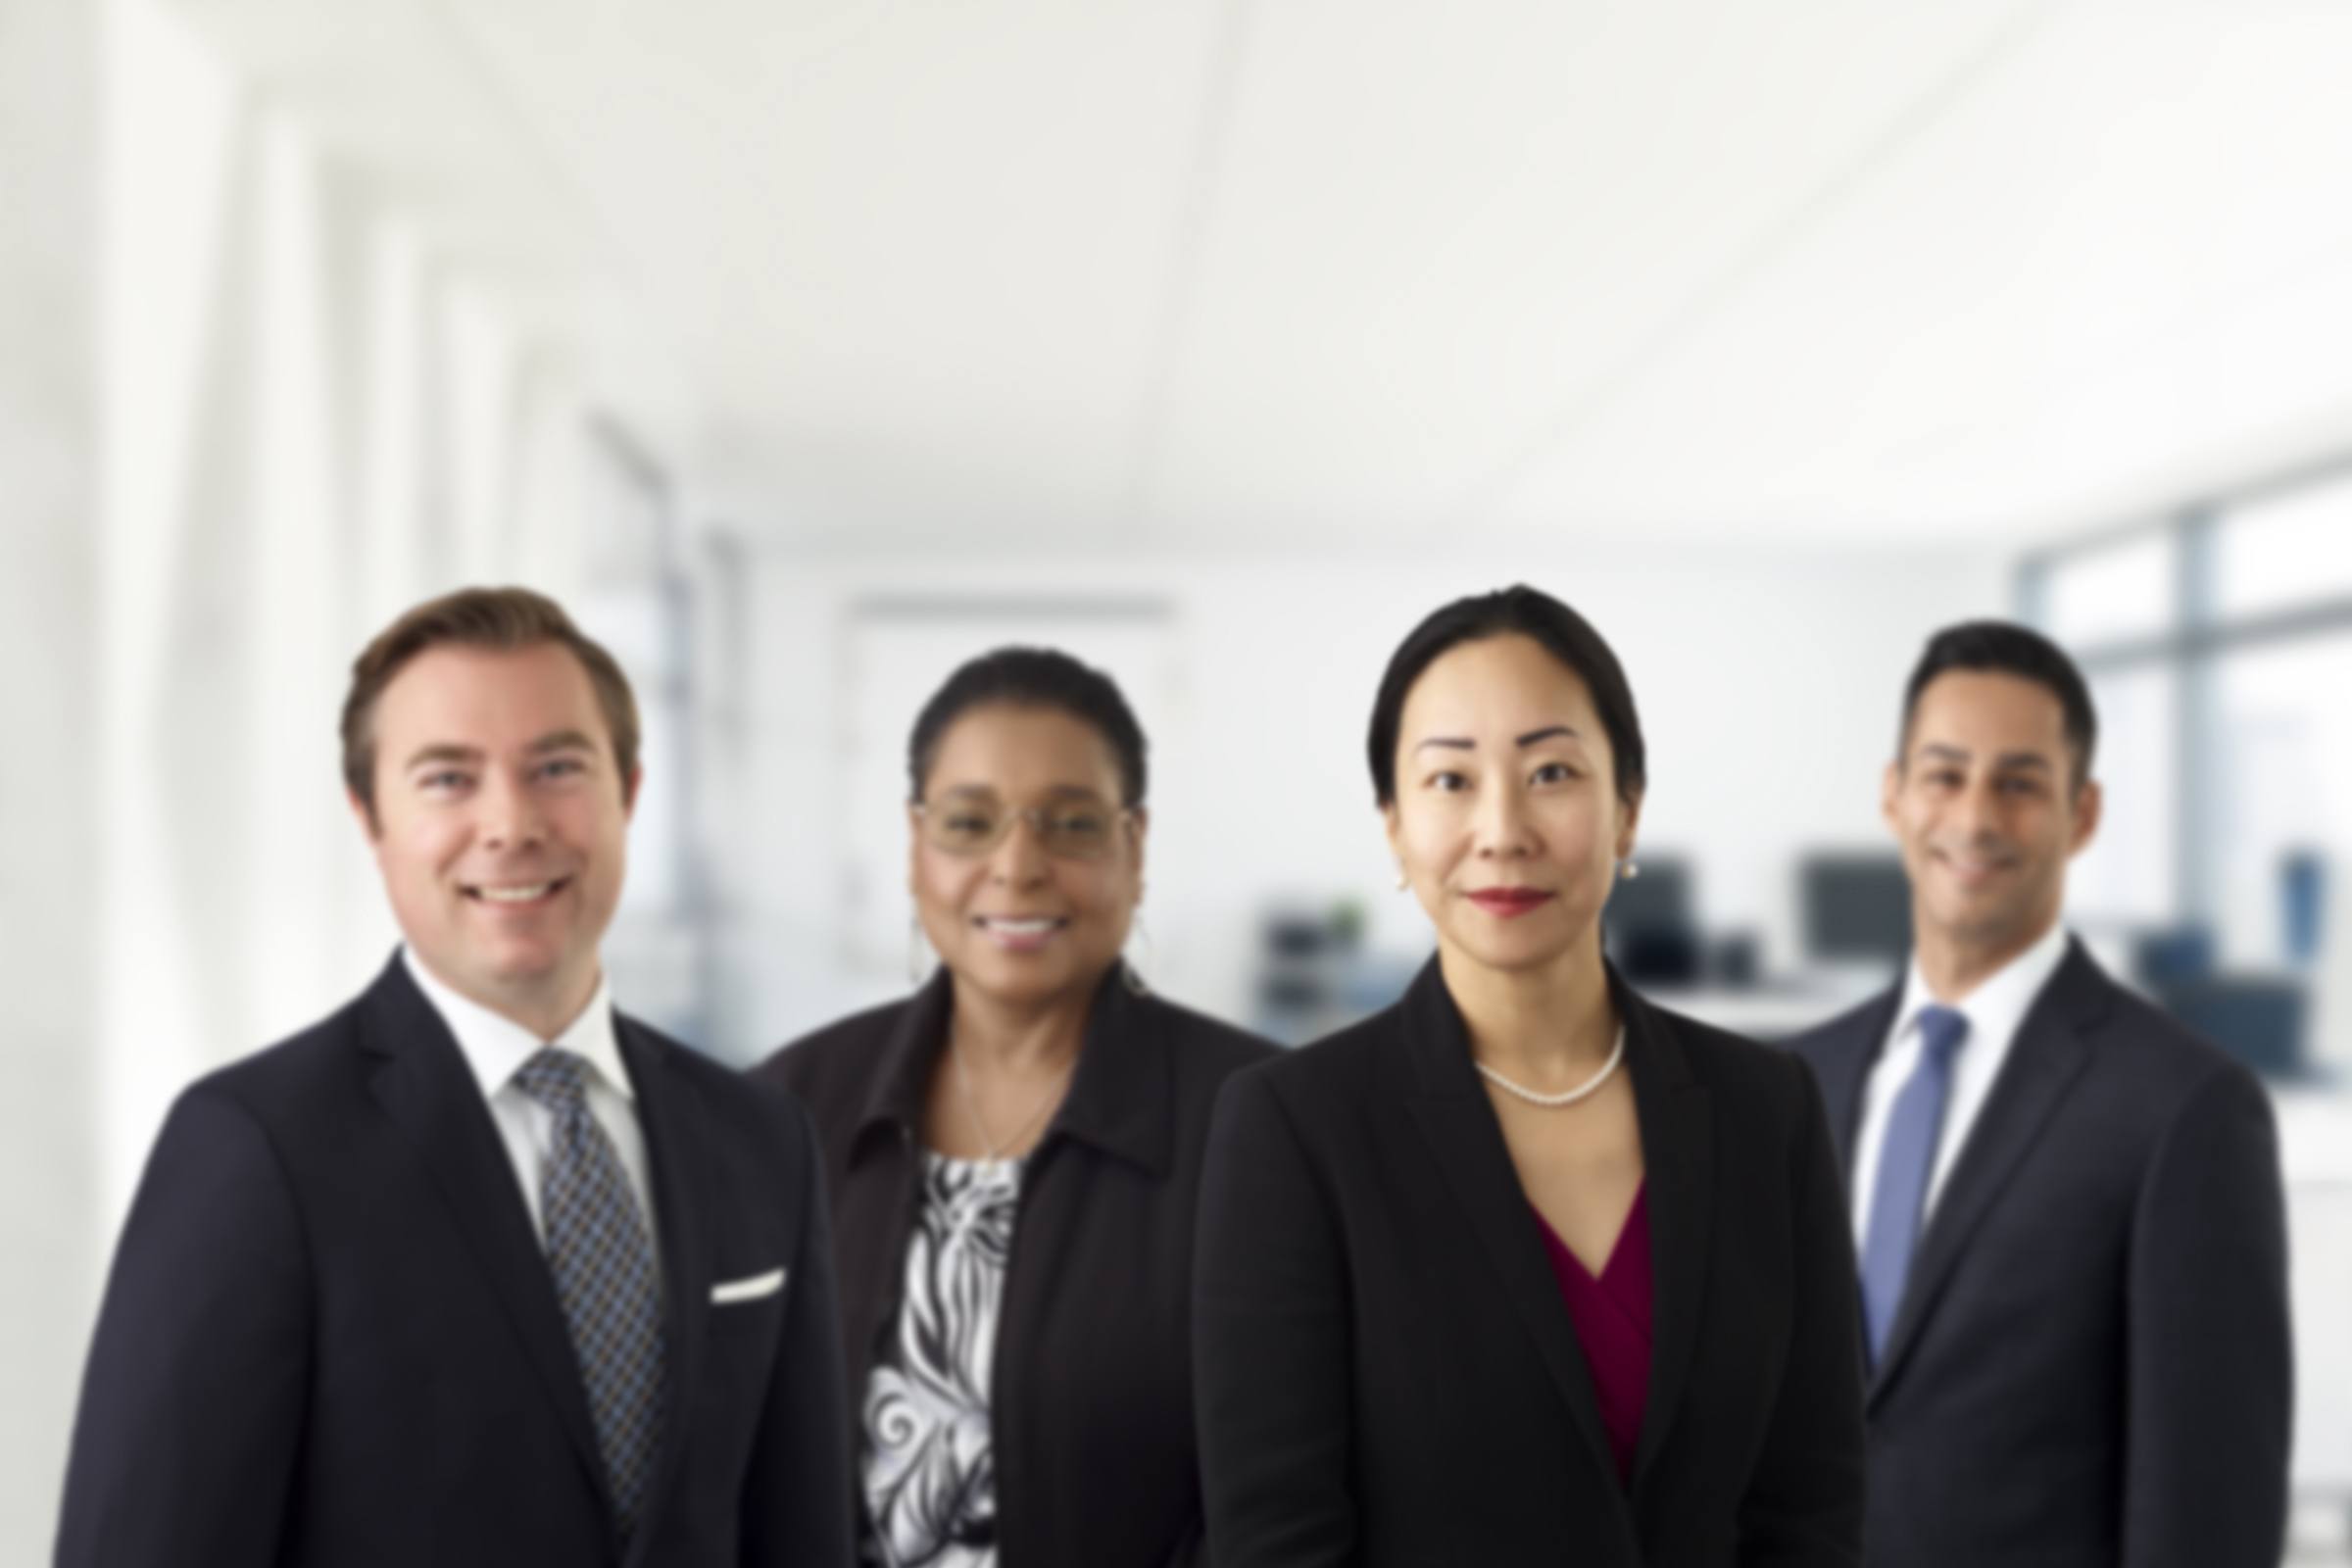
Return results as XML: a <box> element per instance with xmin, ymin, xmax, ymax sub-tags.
<box><xmin>175</xmin><ymin>0</ymin><xmax>2352</xmax><ymax>548</ymax></box>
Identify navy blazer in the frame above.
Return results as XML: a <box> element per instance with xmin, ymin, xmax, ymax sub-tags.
<box><xmin>1195</xmin><ymin>958</ymin><xmax>1866</xmax><ymax>1568</ymax></box>
<box><xmin>56</xmin><ymin>955</ymin><xmax>854</xmax><ymax>1568</ymax></box>
<box><xmin>1785</xmin><ymin>939</ymin><xmax>2291</xmax><ymax>1568</ymax></box>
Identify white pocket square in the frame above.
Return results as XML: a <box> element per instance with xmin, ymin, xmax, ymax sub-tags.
<box><xmin>710</xmin><ymin>1268</ymin><xmax>786</xmax><ymax>1305</ymax></box>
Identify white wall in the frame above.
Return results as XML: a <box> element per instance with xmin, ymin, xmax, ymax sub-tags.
<box><xmin>700</xmin><ymin>538</ymin><xmax>2008</xmax><ymax>1062</ymax></box>
<box><xmin>0</xmin><ymin>0</ymin><xmax>99</xmax><ymax>1554</ymax></box>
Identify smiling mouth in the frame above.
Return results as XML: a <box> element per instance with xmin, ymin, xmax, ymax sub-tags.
<box><xmin>973</xmin><ymin>914</ymin><xmax>1067</xmax><ymax>948</ymax></box>
<box><xmin>466</xmin><ymin>878</ymin><xmax>570</xmax><ymax>906</ymax></box>
<box><xmin>1936</xmin><ymin>850</ymin><xmax>2017</xmax><ymax>883</ymax></box>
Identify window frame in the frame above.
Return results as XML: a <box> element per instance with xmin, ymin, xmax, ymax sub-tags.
<box><xmin>2019</xmin><ymin>452</ymin><xmax>2352</xmax><ymax>931</ymax></box>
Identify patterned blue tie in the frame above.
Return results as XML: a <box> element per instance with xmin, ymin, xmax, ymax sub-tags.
<box><xmin>1858</xmin><ymin>1004</ymin><xmax>1970</xmax><ymax>1369</ymax></box>
<box><xmin>514</xmin><ymin>1049</ymin><xmax>668</xmax><ymax>1540</ymax></box>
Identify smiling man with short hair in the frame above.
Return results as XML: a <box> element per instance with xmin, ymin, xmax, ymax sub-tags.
<box><xmin>59</xmin><ymin>587</ymin><xmax>853</xmax><ymax>1568</ymax></box>
<box><xmin>1788</xmin><ymin>620</ymin><xmax>2291</xmax><ymax>1568</ymax></box>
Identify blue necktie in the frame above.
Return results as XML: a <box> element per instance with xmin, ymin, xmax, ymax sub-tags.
<box><xmin>1858</xmin><ymin>1004</ymin><xmax>1970</xmax><ymax>1368</ymax></box>
<box><xmin>514</xmin><ymin>1049</ymin><xmax>669</xmax><ymax>1541</ymax></box>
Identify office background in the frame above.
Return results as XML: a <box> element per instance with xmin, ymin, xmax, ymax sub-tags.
<box><xmin>8</xmin><ymin>0</ymin><xmax>2352</xmax><ymax>1559</ymax></box>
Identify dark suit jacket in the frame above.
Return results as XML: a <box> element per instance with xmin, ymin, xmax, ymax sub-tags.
<box><xmin>1785</xmin><ymin>939</ymin><xmax>2291</xmax><ymax>1568</ymax></box>
<box><xmin>1194</xmin><ymin>958</ymin><xmax>1866</xmax><ymax>1568</ymax></box>
<box><xmin>755</xmin><ymin>964</ymin><xmax>1277</xmax><ymax>1568</ymax></box>
<box><xmin>56</xmin><ymin>955</ymin><xmax>854</xmax><ymax>1568</ymax></box>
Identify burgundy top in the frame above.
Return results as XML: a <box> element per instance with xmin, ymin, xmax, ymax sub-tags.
<box><xmin>1533</xmin><ymin>1183</ymin><xmax>1653</xmax><ymax>1484</ymax></box>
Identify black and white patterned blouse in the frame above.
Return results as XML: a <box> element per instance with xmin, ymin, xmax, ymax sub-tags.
<box><xmin>861</xmin><ymin>1152</ymin><xmax>1021</xmax><ymax>1568</ymax></box>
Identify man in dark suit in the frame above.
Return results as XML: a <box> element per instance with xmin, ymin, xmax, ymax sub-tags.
<box><xmin>1787</xmin><ymin>620</ymin><xmax>2290</xmax><ymax>1568</ymax></box>
<box><xmin>56</xmin><ymin>588</ymin><xmax>852</xmax><ymax>1568</ymax></box>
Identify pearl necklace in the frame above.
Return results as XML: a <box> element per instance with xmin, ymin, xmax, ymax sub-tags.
<box><xmin>1475</xmin><ymin>1026</ymin><xmax>1627</xmax><ymax>1108</ymax></box>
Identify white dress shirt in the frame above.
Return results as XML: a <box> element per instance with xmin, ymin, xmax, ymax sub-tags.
<box><xmin>402</xmin><ymin>947</ymin><xmax>662</xmax><ymax>1270</ymax></box>
<box><xmin>1848</xmin><ymin>920</ymin><xmax>2072</xmax><ymax>1245</ymax></box>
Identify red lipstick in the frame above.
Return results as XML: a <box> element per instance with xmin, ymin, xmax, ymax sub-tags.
<box><xmin>1467</xmin><ymin>888</ymin><xmax>1554</xmax><ymax>917</ymax></box>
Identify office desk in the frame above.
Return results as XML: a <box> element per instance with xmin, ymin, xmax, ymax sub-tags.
<box><xmin>1626</xmin><ymin>974</ymin><xmax>1888</xmax><ymax>1042</ymax></box>
<box><xmin>2276</xmin><ymin>1087</ymin><xmax>2352</xmax><ymax>1514</ymax></box>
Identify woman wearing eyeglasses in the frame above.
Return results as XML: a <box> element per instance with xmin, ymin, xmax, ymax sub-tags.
<box><xmin>756</xmin><ymin>646</ymin><xmax>1276</xmax><ymax>1568</ymax></box>
<box><xmin>1194</xmin><ymin>587</ymin><xmax>1864</xmax><ymax>1566</ymax></box>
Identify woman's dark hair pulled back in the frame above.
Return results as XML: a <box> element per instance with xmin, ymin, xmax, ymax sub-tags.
<box><xmin>908</xmin><ymin>646</ymin><xmax>1149</xmax><ymax>806</ymax></box>
<box><xmin>1367</xmin><ymin>585</ymin><xmax>1645</xmax><ymax>807</ymax></box>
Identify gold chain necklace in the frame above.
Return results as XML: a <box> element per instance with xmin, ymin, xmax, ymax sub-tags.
<box><xmin>950</xmin><ymin>1032</ymin><xmax>1073</xmax><ymax>1162</ymax></box>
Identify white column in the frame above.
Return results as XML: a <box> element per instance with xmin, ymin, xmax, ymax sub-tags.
<box><xmin>0</xmin><ymin>0</ymin><xmax>100</xmax><ymax>1552</ymax></box>
<box><xmin>95</xmin><ymin>0</ymin><xmax>248</xmax><ymax>1210</ymax></box>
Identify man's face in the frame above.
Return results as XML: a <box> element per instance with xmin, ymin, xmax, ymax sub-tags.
<box><xmin>355</xmin><ymin>641</ymin><xmax>635</xmax><ymax>1028</ymax></box>
<box><xmin>1884</xmin><ymin>669</ymin><xmax>2101</xmax><ymax>957</ymax></box>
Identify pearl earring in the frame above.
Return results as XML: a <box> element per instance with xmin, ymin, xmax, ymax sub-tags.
<box><xmin>1619</xmin><ymin>859</ymin><xmax>1641</xmax><ymax>881</ymax></box>
<box><xmin>1395</xmin><ymin>868</ymin><xmax>1409</xmax><ymax>891</ymax></box>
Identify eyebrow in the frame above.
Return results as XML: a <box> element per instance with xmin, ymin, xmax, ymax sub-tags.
<box><xmin>403</xmin><ymin>743</ymin><xmax>481</xmax><ymax>771</ymax></box>
<box><xmin>1415</xmin><ymin>725</ymin><xmax>1581</xmax><ymax>752</ymax></box>
<box><xmin>401</xmin><ymin>731</ymin><xmax>600</xmax><ymax>772</ymax></box>
<box><xmin>1917</xmin><ymin>743</ymin><xmax>2055</xmax><ymax>772</ymax></box>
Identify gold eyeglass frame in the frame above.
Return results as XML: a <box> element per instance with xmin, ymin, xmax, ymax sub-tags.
<box><xmin>910</xmin><ymin>799</ymin><xmax>1137</xmax><ymax>860</ymax></box>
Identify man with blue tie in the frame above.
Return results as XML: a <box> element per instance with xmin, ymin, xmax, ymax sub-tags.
<box><xmin>56</xmin><ymin>588</ymin><xmax>853</xmax><ymax>1567</ymax></box>
<box><xmin>1788</xmin><ymin>620</ymin><xmax>2290</xmax><ymax>1568</ymax></box>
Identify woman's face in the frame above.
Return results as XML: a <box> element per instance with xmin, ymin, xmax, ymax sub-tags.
<box><xmin>1383</xmin><ymin>634</ymin><xmax>1640</xmax><ymax>977</ymax></box>
<box><xmin>909</xmin><ymin>704</ymin><xmax>1147</xmax><ymax>1009</ymax></box>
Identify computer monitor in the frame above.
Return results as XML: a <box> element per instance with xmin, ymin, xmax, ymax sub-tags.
<box><xmin>1604</xmin><ymin>858</ymin><xmax>1699</xmax><ymax>984</ymax></box>
<box><xmin>2161</xmin><ymin>977</ymin><xmax>2308</xmax><ymax>1080</ymax></box>
<box><xmin>1802</xmin><ymin>855</ymin><xmax>1912</xmax><ymax>966</ymax></box>
<box><xmin>1603</xmin><ymin>857</ymin><xmax>1690</xmax><ymax>937</ymax></box>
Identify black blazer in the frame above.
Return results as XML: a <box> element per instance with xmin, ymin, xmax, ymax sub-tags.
<box><xmin>755</xmin><ymin>965</ymin><xmax>1277</xmax><ymax>1568</ymax></box>
<box><xmin>1195</xmin><ymin>958</ymin><xmax>1865</xmax><ymax>1568</ymax></box>
<box><xmin>56</xmin><ymin>956</ymin><xmax>854</xmax><ymax>1568</ymax></box>
<box><xmin>1786</xmin><ymin>939</ymin><xmax>2292</xmax><ymax>1568</ymax></box>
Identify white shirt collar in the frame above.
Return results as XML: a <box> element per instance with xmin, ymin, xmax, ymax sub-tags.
<box><xmin>401</xmin><ymin>946</ymin><xmax>632</xmax><ymax>1104</ymax></box>
<box><xmin>1893</xmin><ymin>917</ymin><xmax>2072</xmax><ymax>1053</ymax></box>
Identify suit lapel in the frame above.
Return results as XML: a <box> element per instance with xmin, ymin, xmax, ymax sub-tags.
<box><xmin>1396</xmin><ymin>962</ymin><xmax>1623</xmax><ymax>1491</ymax></box>
<box><xmin>357</xmin><ymin>960</ymin><xmax>614</xmax><ymax>1524</ymax></box>
<box><xmin>1867</xmin><ymin>946</ymin><xmax>2107</xmax><ymax>1405</ymax></box>
<box><xmin>1619</xmin><ymin>983</ymin><xmax>1712</xmax><ymax>1495</ymax></box>
<box><xmin>838</xmin><ymin>974</ymin><xmax>951</xmax><ymax>1402</ymax></box>
<box><xmin>1815</xmin><ymin>988</ymin><xmax>1900</xmax><ymax>1177</ymax></box>
<box><xmin>615</xmin><ymin>1018</ymin><xmax>716</xmax><ymax>1565</ymax></box>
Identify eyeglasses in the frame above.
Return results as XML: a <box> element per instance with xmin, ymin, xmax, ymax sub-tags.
<box><xmin>913</xmin><ymin>798</ymin><xmax>1132</xmax><ymax>859</ymax></box>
